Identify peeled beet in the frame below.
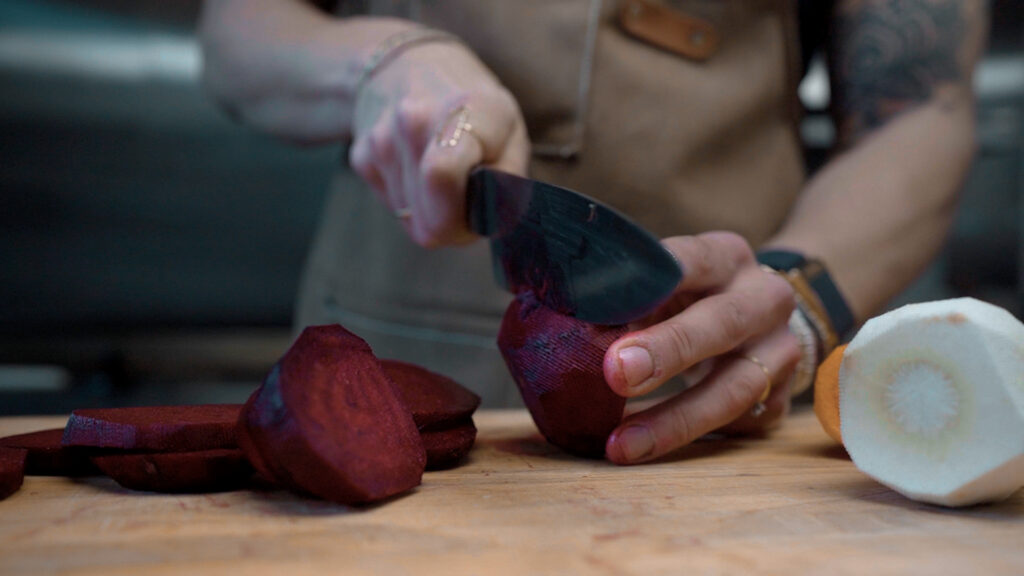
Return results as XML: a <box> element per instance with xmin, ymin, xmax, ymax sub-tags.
<box><xmin>239</xmin><ymin>324</ymin><xmax>426</xmax><ymax>505</ymax></box>
<box><xmin>421</xmin><ymin>420</ymin><xmax>477</xmax><ymax>470</ymax></box>
<box><xmin>91</xmin><ymin>449</ymin><xmax>252</xmax><ymax>493</ymax></box>
<box><xmin>0</xmin><ymin>447</ymin><xmax>27</xmax><ymax>501</ymax></box>
<box><xmin>497</xmin><ymin>291</ymin><xmax>628</xmax><ymax>457</ymax></box>
<box><xmin>0</xmin><ymin>428</ymin><xmax>100</xmax><ymax>476</ymax></box>
<box><xmin>63</xmin><ymin>404</ymin><xmax>241</xmax><ymax>452</ymax></box>
<box><xmin>380</xmin><ymin>359</ymin><xmax>481</xmax><ymax>429</ymax></box>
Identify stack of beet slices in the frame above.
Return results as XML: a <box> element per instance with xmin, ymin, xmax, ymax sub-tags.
<box><xmin>0</xmin><ymin>324</ymin><xmax>481</xmax><ymax>506</ymax></box>
<box><xmin>381</xmin><ymin>359</ymin><xmax>480</xmax><ymax>470</ymax></box>
<box><xmin>0</xmin><ymin>404</ymin><xmax>250</xmax><ymax>495</ymax></box>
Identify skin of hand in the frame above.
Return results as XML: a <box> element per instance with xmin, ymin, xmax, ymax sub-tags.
<box><xmin>602</xmin><ymin>232</ymin><xmax>802</xmax><ymax>464</ymax></box>
<box><xmin>600</xmin><ymin>0</ymin><xmax>987</xmax><ymax>465</ymax></box>
<box><xmin>348</xmin><ymin>41</ymin><xmax>531</xmax><ymax>247</ymax></box>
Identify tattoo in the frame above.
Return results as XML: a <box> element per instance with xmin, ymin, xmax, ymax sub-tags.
<box><xmin>832</xmin><ymin>0</ymin><xmax>966</xmax><ymax>137</ymax></box>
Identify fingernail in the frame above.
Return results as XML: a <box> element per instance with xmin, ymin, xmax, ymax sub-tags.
<box><xmin>613</xmin><ymin>425</ymin><xmax>656</xmax><ymax>462</ymax></box>
<box><xmin>618</xmin><ymin>346</ymin><xmax>654</xmax><ymax>389</ymax></box>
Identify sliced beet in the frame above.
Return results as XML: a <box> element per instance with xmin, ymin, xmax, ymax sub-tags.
<box><xmin>235</xmin><ymin>394</ymin><xmax>281</xmax><ymax>486</ymax></box>
<box><xmin>421</xmin><ymin>420</ymin><xmax>477</xmax><ymax>470</ymax></box>
<box><xmin>240</xmin><ymin>324</ymin><xmax>426</xmax><ymax>505</ymax></box>
<box><xmin>497</xmin><ymin>291</ymin><xmax>628</xmax><ymax>458</ymax></box>
<box><xmin>380</xmin><ymin>359</ymin><xmax>481</xmax><ymax>429</ymax></box>
<box><xmin>0</xmin><ymin>447</ymin><xmax>27</xmax><ymax>501</ymax></box>
<box><xmin>90</xmin><ymin>449</ymin><xmax>252</xmax><ymax>493</ymax></box>
<box><xmin>0</xmin><ymin>428</ymin><xmax>100</xmax><ymax>476</ymax></box>
<box><xmin>63</xmin><ymin>404</ymin><xmax>241</xmax><ymax>452</ymax></box>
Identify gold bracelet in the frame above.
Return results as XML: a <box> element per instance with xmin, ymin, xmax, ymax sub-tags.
<box><xmin>354</xmin><ymin>27</ymin><xmax>459</xmax><ymax>96</ymax></box>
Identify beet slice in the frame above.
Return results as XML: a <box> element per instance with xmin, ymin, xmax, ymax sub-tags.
<box><xmin>235</xmin><ymin>393</ymin><xmax>282</xmax><ymax>486</ymax></box>
<box><xmin>63</xmin><ymin>404</ymin><xmax>241</xmax><ymax>452</ymax></box>
<box><xmin>497</xmin><ymin>291</ymin><xmax>628</xmax><ymax>458</ymax></box>
<box><xmin>240</xmin><ymin>324</ymin><xmax>426</xmax><ymax>505</ymax></box>
<box><xmin>0</xmin><ymin>428</ymin><xmax>99</xmax><ymax>476</ymax></box>
<box><xmin>90</xmin><ymin>449</ymin><xmax>252</xmax><ymax>493</ymax></box>
<box><xmin>0</xmin><ymin>447</ymin><xmax>27</xmax><ymax>501</ymax></box>
<box><xmin>421</xmin><ymin>419</ymin><xmax>477</xmax><ymax>470</ymax></box>
<box><xmin>380</xmin><ymin>359</ymin><xmax>481</xmax><ymax>429</ymax></box>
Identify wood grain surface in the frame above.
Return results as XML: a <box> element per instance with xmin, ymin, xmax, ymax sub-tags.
<box><xmin>0</xmin><ymin>408</ymin><xmax>1021</xmax><ymax>576</ymax></box>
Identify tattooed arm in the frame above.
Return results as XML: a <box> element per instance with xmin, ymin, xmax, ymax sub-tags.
<box><xmin>765</xmin><ymin>0</ymin><xmax>989</xmax><ymax>322</ymax></box>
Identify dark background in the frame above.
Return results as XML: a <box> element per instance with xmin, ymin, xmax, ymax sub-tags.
<box><xmin>1</xmin><ymin>1</ymin><xmax>1021</xmax><ymax>414</ymax></box>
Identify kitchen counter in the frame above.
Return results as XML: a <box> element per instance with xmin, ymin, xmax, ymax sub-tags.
<box><xmin>0</xmin><ymin>408</ymin><xmax>1021</xmax><ymax>575</ymax></box>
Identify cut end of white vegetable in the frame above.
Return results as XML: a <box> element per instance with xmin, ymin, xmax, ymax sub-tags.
<box><xmin>840</xmin><ymin>297</ymin><xmax>1024</xmax><ymax>507</ymax></box>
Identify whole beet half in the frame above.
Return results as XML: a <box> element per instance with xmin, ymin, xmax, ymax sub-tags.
<box><xmin>498</xmin><ymin>291</ymin><xmax>628</xmax><ymax>457</ymax></box>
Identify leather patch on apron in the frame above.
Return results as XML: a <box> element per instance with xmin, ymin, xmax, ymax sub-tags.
<box><xmin>617</xmin><ymin>0</ymin><xmax>720</xmax><ymax>61</ymax></box>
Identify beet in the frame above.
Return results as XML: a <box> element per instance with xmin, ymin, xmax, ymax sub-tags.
<box><xmin>380</xmin><ymin>359</ymin><xmax>481</xmax><ymax>429</ymax></box>
<box><xmin>0</xmin><ymin>428</ymin><xmax>99</xmax><ymax>476</ymax></box>
<box><xmin>235</xmin><ymin>393</ymin><xmax>282</xmax><ymax>486</ymax></box>
<box><xmin>239</xmin><ymin>324</ymin><xmax>426</xmax><ymax>505</ymax></box>
<box><xmin>63</xmin><ymin>404</ymin><xmax>241</xmax><ymax>452</ymax></box>
<box><xmin>90</xmin><ymin>449</ymin><xmax>252</xmax><ymax>493</ymax></box>
<box><xmin>0</xmin><ymin>447</ymin><xmax>27</xmax><ymax>501</ymax></box>
<box><xmin>421</xmin><ymin>420</ymin><xmax>477</xmax><ymax>470</ymax></box>
<box><xmin>497</xmin><ymin>291</ymin><xmax>628</xmax><ymax>457</ymax></box>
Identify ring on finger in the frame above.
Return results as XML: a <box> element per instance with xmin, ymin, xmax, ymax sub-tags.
<box><xmin>436</xmin><ymin>104</ymin><xmax>472</xmax><ymax>148</ymax></box>
<box><xmin>393</xmin><ymin>206</ymin><xmax>413</xmax><ymax>219</ymax></box>
<box><xmin>737</xmin><ymin>353</ymin><xmax>773</xmax><ymax>417</ymax></box>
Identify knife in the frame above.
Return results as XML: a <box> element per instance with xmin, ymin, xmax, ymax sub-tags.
<box><xmin>466</xmin><ymin>167</ymin><xmax>682</xmax><ymax>325</ymax></box>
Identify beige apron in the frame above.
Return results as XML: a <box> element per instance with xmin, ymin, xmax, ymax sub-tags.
<box><xmin>296</xmin><ymin>0</ymin><xmax>805</xmax><ymax>407</ymax></box>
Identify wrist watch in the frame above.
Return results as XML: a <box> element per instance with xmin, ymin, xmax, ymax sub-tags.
<box><xmin>757</xmin><ymin>249</ymin><xmax>855</xmax><ymax>342</ymax></box>
<box><xmin>757</xmin><ymin>249</ymin><xmax>854</xmax><ymax>397</ymax></box>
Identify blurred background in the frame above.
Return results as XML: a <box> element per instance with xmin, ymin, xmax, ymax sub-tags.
<box><xmin>1</xmin><ymin>1</ymin><xmax>1022</xmax><ymax>415</ymax></box>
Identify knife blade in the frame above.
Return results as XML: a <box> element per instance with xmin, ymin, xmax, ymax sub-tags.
<box><xmin>466</xmin><ymin>167</ymin><xmax>682</xmax><ymax>325</ymax></box>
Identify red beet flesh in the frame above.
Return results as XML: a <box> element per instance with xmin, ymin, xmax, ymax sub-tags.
<box><xmin>0</xmin><ymin>447</ymin><xmax>27</xmax><ymax>501</ymax></box>
<box><xmin>497</xmin><ymin>291</ymin><xmax>628</xmax><ymax>458</ymax></box>
<box><xmin>380</xmin><ymin>359</ymin><xmax>481</xmax><ymax>429</ymax></box>
<box><xmin>63</xmin><ymin>404</ymin><xmax>241</xmax><ymax>452</ymax></box>
<box><xmin>91</xmin><ymin>449</ymin><xmax>252</xmax><ymax>493</ymax></box>
<box><xmin>421</xmin><ymin>419</ymin><xmax>477</xmax><ymax>470</ymax></box>
<box><xmin>0</xmin><ymin>428</ymin><xmax>100</xmax><ymax>476</ymax></box>
<box><xmin>239</xmin><ymin>324</ymin><xmax>426</xmax><ymax>505</ymax></box>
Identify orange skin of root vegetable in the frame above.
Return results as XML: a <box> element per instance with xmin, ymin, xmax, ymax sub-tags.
<box><xmin>814</xmin><ymin>344</ymin><xmax>847</xmax><ymax>445</ymax></box>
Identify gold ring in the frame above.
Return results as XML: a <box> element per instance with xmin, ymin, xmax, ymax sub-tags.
<box><xmin>394</xmin><ymin>207</ymin><xmax>412</xmax><ymax>219</ymax></box>
<box><xmin>437</xmin><ymin>105</ymin><xmax>472</xmax><ymax>148</ymax></box>
<box><xmin>738</xmin><ymin>353</ymin><xmax>772</xmax><ymax>417</ymax></box>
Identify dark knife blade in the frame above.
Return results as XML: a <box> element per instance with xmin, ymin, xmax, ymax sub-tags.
<box><xmin>466</xmin><ymin>167</ymin><xmax>681</xmax><ymax>325</ymax></box>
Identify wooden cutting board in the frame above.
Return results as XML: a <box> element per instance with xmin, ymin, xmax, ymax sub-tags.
<box><xmin>0</xmin><ymin>408</ymin><xmax>1021</xmax><ymax>576</ymax></box>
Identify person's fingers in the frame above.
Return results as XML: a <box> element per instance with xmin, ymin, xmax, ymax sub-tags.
<box><xmin>394</xmin><ymin>100</ymin><xmax>437</xmax><ymax>240</ymax></box>
<box><xmin>348</xmin><ymin>135</ymin><xmax>387</xmax><ymax>198</ymax></box>
<box><xmin>605</xmin><ymin>325</ymin><xmax>800</xmax><ymax>465</ymax></box>
<box><xmin>604</xmin><ymin>265</ymin><xmax>794</xmax><ymax>397</ymax></box>
<box><xmin>489</xmin><ymin>116</ymin><xmax>531</xmax><ymax>176</ymax></box>
<box><xmin>364</xmin><ymin>110</ymin><xmax>411</xmax><ymax>218</ymax></box>
<box><xmin>417</xmin><ymin>92</ymin><xmax>525</xmax><ymax>246</ymax></box>
<box><xmin>662</xmin><ymin>232</ymin><xmax>756</xmax><ymax>293</ymax></box>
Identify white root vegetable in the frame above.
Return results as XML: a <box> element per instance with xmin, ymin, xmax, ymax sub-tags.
<box><xmin>840</xmin><ymin>297</ymin><xmax>1024</xmax><ymax>507</ymax></box>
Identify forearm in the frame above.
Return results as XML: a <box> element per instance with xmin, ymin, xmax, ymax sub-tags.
<box><xmin>766</xmin><ymin>90</ymin><xmax>976</xmax><ymax>323</ymax></box>
<box><xmin>766</xmin><ymin>0</ymin><xmax>987</xmax><ymax>324</ymax></box>
<box><xmin>197</xmin><ymin>0</ymin><xmax>415</xmax><ymax>143</ymax></box>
